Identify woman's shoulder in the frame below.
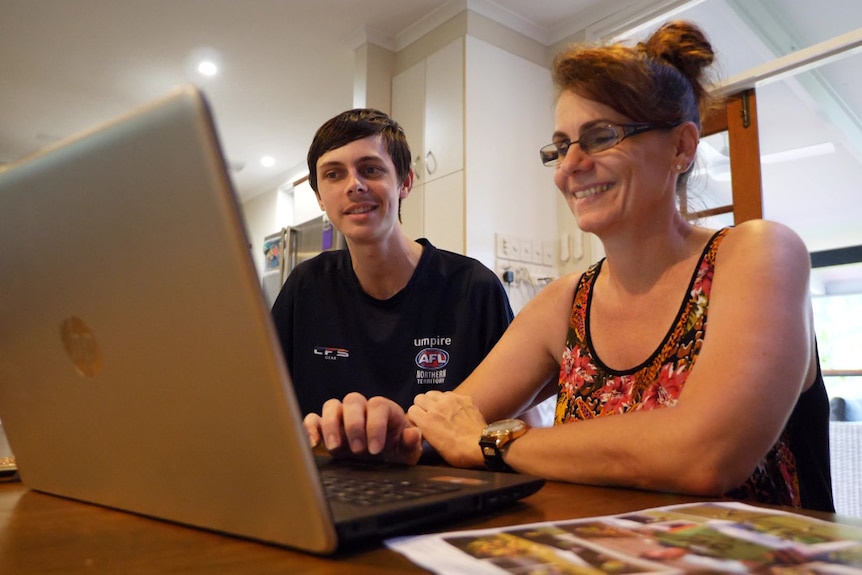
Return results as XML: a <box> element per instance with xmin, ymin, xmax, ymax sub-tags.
<box><xmin>725</xmin><ymin>219</ymin><xmax>803</xmax><ymax>240</ymax></box>
<box><xmin>719</xmin><ymin>220</ymin><xmax>809</xmax><ymax>261</ymax></box>
<box><xmin>525</xmin><ymin>270</ymin><xmax>582</xmax><ymax>310</ymax></box>
<box><xmin>712</xmin><ymin>220</ymin><xmax>811</xmax><ymax>284</ymax></box>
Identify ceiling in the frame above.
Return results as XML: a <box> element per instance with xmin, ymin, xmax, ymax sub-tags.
<box><xmin>3</xmin><ymin>0</ymin><xmax>862</xmax><ymax>292</ymax></box>
<box><xmin>0</xmin><ymin>0</ymin><xmax>608</xmax><ymax>199</ymax></box>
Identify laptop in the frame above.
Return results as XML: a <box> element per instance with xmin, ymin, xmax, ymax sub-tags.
<box><xmin>0</xmin><ymin>86</ymin><xmax>544</xmax><ymax>554</ymax></box>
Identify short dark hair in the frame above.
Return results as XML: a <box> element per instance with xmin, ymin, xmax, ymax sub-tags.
<box><xmin>306</xmin><ymin>109</ymin><xmax>412</xmax><ymax>194</ymax></box>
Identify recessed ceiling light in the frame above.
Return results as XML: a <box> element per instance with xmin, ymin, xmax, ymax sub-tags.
<box><xmin>187</xmin><ymin>47</ymin><xmax>221</xmax><ymax>79</ymax></box>
<box><xmin>197</xmin><ymin>60</ymin><xmax>218</xmax><ymax>76</ymax></box>
<box><xmin>260</xmin><ymin>156</ymin><xmax>275</xmax><ymax>168</ymax></box>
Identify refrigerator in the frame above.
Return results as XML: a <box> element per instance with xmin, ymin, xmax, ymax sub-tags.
<box><xmin>261</xmin><ymin>215</ymin><xmax>347</xmax><ymax>308</ymax></box>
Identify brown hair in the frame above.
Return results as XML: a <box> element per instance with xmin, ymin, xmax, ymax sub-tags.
<box><xmin>307</xmin><ymin>108</ymin><xmax>411</xmax><ymax>194</ymax></box>
<box><xmin>552</xmin><ymin>20</ymin><xmax>717</xmax><ymax>131</ymax></box>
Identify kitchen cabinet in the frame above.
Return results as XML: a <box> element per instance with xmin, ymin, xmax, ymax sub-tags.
<box><xmin>393</xmin><ymin>38</ymin><xmax>464</xmax><ymax>252</ymax></box>
<box><xmin>422</xmin><ymin>39</ymin><xmax>464</xmax><ymax>182</ymax></box>
<box><xmin>422</xmin><ymin>171</ymin><xmax>464</xmax><ymax>254</ymax></box>
<box><xmin>394</xmin><ymin>33</ymin><xmax>557</xmax><ymax>270</ymax></box>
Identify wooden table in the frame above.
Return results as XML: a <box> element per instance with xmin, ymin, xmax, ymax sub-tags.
<box><xmin>0</xmin><ymin>479</ymin><xmax>852</xmax><ymax>574</ymax></box>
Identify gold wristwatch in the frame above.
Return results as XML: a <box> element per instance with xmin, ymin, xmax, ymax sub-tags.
<box><xmin>479</xmin><ymin>418</ymin><xmax>530</xmax><ymax>472</ymax></box>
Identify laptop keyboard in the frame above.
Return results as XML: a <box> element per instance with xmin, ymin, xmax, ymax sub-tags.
<box><xmin>322</xmin><ymin>475</ymin><xmax>462</xmax><ymax>507</ymax></box>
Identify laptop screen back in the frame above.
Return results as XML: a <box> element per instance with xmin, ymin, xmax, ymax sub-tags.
<box><xmin>0</xmin><ymin>87</ymin><xmax>340</xmax><ymax>552</ymax></box>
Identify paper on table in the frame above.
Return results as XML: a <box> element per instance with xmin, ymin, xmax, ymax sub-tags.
<box><xmin>386</xmin><ymin>501</ymin><xmax>862</xmax><ymax>574</ymax></box>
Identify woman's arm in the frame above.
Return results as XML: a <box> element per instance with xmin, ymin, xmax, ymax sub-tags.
<box><xmin>455</xmin><ymin>272</ymin><xmax>578</xmax><ymax>420</ymax></box>
<box><xmin>407</xmin><ymin>273</ymin><xmax>576</xmax><ymax>466</ymax></box>
<box><xmin>412</xmin><ymin>221</ymin><xmax>817</xmax><ymax>496</ymax></box>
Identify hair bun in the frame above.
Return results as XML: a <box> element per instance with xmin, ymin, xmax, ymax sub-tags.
<box><xmin>638</xmin><ymin>21</ymin><xmax>715</xmax><ymax>102</ymax></box>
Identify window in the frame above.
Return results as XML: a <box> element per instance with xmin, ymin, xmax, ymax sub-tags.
<box><xmin>812</xmin><ymin>293</ymin><xmax>862</xmax><ymax>400</ymax></box>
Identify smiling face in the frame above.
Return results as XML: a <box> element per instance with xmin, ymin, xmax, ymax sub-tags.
<box><xmin>315</xmin><ymin>135</ymin><xmax>412</xmax><ymax>246</ymax></box>
<box><xmin>552</xmin><ymin>90</ymin><xmax>684</xmax><ymax>237</ymax></box>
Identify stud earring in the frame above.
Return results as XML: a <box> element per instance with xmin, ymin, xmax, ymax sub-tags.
<box><xmin>675</xmin><ymin>164</ymin><xmax>682</xmax><ymax>171</ymax></box>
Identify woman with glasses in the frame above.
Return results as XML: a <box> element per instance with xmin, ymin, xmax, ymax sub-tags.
<box><xmin>306</xmin><ymin>21</ymin><xmax>834</xmax><ymax>511</ymax></box>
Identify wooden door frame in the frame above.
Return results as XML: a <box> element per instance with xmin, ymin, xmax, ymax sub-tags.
<box><xmin>683</xmin><ymin>88</ymin><xmax>764</xmax><ymax>223</ymax></box>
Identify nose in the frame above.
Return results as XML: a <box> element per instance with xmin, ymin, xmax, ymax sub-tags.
<box><xmin>345</xmin><ymin>168</ymin><xmax>368</xmax><ymax>194</ymax></box>
<box><xmin>558</xmin><ymin>144</ymin><xmax>592</xmax><ymax>174</ymax></box>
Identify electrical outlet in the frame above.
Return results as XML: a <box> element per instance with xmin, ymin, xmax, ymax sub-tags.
<box><xmin>531</xmin><ymin>240</ymin><xmax>543</xmax><ymax>264</ymax></box>
<box><xmin>542</xmin><ymin>240</ymin><xmax>554</xmax><ymax>266</ymax></box>
<box><xmin>508</xmin><ymin>238</ymin><xmax>521</xmax><ymax>261</ymax></box>
<box><xmin>519</xmin><ymin>238</ymin><xmax>532</xmax><ymax>263</ymax></box>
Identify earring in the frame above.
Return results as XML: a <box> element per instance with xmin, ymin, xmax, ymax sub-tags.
<box><xmin>675</xmin><ymin>164</ymin><xmax>682</xmax><ymax>171</ymax></box>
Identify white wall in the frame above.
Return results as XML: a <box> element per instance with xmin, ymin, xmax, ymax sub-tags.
<box><xmin>240</xmin><ymin>176</ymin><xmax>325</xmax><ymax>279</ymax></box>
<box><xmin>293</xmin><ymin>180</ymin><xmax>324</xmax><ymax>224</ymax></box>
<box><xmin>464</xmin><ymin>35</ymin><xmax>559</xmax><ymax>312</ymax></box>
<box><xmin>240</xmin><ymin>186</ymin><xmax>296</xmax><ymax>278</ymax></box>
<box><xmin>241</xmin><ymin>187</ymin><xmax>280</xmax><ymax>278</ymax></box>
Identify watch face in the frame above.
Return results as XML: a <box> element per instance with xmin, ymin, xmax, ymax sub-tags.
<box><xmin>485</xmin><ymin>418</ymin><xmax>526</xmax><ymax>436</ymax></box>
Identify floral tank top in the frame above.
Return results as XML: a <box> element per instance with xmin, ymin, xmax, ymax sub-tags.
<box><xmin>554</xmin><ymin>228</ymin><xmax>823</xmax><ymax>508</ymax></box>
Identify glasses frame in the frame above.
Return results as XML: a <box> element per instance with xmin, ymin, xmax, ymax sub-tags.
<box><xmin>539</xmin><ymin>121</ymin><xmax>681</xmax><ymax>167</ymax></box>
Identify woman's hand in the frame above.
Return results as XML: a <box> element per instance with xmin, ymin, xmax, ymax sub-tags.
<box><xmin>303</xmin><ymin>392</ymin><xmax>423</xmax><ymax>464</ymax></box>
<box><xmin>408</xmin><ymin>391</ymin><xmax>488</xmax><ymax>468</ymax></box>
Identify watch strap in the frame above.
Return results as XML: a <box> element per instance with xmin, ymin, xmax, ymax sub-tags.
<box><xmin>480</xmin><ymin>437</ymin><xmax>514</xmax><ymax>472</ymax></box>
<box><xmin>480</xmin><ymin>418</ymin><xmax>530</xmax><ymax>472</ymax></box>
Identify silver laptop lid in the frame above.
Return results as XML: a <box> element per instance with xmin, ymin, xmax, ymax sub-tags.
<box><xmin>0</xmin><ymin>86</ymin><xmax>339</xmax><ymax>553</ymax></box>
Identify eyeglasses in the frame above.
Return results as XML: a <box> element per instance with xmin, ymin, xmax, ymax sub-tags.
<box><xmin>539</xmin><ymin>122</ymin><xmax>680</xmax><ymax>167</ymax></box>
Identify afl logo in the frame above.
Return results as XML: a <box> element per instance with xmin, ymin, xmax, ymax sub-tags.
<box><xmin>415</xmin><ymin>348</ymin><xmax>449</xmax><ymax>370</ymax></box>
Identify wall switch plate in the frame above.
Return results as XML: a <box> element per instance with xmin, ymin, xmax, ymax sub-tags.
<box><xmin>495</xmin><ymin>233</ymin><xmax>513</xmax><ymax>259</ymax></box>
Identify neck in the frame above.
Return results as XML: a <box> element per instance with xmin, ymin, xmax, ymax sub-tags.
<box><xmin>597</xmin><ymin>213</ymin><xmax>702</xmax><ymax>295</ymax></box>
<box><xmin>348</xmin><ymin>233</ymin><xmax>424</xmax><ymax>300</ymax></box>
